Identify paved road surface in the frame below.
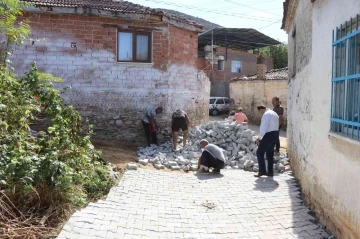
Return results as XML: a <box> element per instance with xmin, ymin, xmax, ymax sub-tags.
<box><xmin>57</xmin><ymin>169</ymin><xmax>329</xmax><ymax>239</ymax></box>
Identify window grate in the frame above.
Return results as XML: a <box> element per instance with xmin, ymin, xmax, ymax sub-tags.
<box><xmin>331</xmin><ymin>14</ymin><xmax>360</xmax><ymax>140</ymax></box>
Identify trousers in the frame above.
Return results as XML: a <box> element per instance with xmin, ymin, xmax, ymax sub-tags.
<box><xmin>257</xmin><ymin>131</ymin><xmax>279</xmax><ymax>174</ymax></box>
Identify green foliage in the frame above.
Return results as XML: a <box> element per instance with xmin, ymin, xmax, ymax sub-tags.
<box><xmin>0</xmin><ymin>0</ymin><xmax>31</xmax><ymax>67</ymax></box>
<box><xmin>256</xmin><ymin>43</ymin><xmax>288</xmax><ymax>69</ymax></box>
<box><xmin>0</xmin><ymin>0</ymin><xmax>115</xmax><ymax>207</ymax></box>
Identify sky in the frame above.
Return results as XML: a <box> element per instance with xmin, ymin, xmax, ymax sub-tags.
<box><xmin>129</xmin><ymin>0</ymin><xmax>288</xmax><ymax>43</ymax></box>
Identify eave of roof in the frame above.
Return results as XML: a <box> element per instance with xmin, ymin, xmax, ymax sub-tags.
<box><xmin>22</xmin><ymin>0</ymin><xmax>203</xmax><ymax>32</ymax></box>
<box><xmin>281</xmin><ymin>0</ymin><xmax>289</xmax><ymax>30</ymax></box>
<box><xmin>198</xmin><ymin>28</ymin><xmax>281</xmax><ymax>51</ymax></box>
<box><xmin>281</xmin><ymin>0</ymin><xmax>299</xmax><ymax>33</ymax></box>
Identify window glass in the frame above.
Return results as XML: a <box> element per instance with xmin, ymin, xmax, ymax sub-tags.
<box><xmin>136</xmin><ymin>35</ymin><xmax>149</xmax><ymax>61</ymax></box>
<box><xmin>218</xmin><ymin>60</ymin><xmax>225</xmax><ymax>71</ymax></box>
<box><xmin>231</xmin><ymin>60</ymin><xmax>242</xmax><ymax>73</ymax></box>
<box><xmin>118</xmin><ymin>32</ymin><xmax>133</xmax><ymax>61</ymax></box>
<box><xmin>216</xmin><ymin>99</ymin><xmax>225</xmax><ymax>104</ymax></box>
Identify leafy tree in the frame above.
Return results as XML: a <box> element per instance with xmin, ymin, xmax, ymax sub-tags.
<box><xmin>0</xmin><ymin>0</ymin><xmax>31</xmax><ymax>67</ymax></box>
<box><xmin>254</xmin><ymin>43</ymin><xmax>288</xmax><ymax>69</ymax></box>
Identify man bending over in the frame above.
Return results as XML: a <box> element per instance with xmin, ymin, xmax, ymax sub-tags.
<box><xmin>197</xmin><ymin>139</ymin><xmax>225</xmax><ymax>174</ymax></box>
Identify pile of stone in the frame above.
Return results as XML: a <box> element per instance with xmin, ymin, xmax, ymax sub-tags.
<box><xmin>136</xmin><ymin>120</ymin><xmax>289</xmax><ymax>173</ymax></box>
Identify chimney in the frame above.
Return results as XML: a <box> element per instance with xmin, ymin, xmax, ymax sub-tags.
<box><xmin>257</xmin><ymin>54</ymin><xmax>267</xmax><ymax>80</ymax></box>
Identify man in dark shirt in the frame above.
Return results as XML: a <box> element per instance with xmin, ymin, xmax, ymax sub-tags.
<box><xmin>142</xmin><ymin>106</ymin><xmax>163</xmax><ymax>146</ymax></box>
<box><xmin>171</xmin><ymin>109</ymin><xmax>190</xmax><ymax>150</ymax></box>
<box><xmin>272</xmin><ymin>97</ymin><xmax>284</xmax><ymax>155</ymax></box>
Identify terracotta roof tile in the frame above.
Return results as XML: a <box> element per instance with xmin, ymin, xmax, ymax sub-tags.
<box><xmin>23</xmin><ymin>0</ymin><xmax>202</xmax><ymax>28</ymax></box>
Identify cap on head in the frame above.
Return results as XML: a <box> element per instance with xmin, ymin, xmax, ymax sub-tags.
<box><xmin>199</xmin><ymin>139</ymin><xmax>209</xmax><ymax>148</ymax></box>
<box><xmin>200</xmin><ymin>139</ymin><xmax>208</xmax><ymax>144</ymax></box>
<box><xmin>237</xmin><ymin>107</ymin><xmax>243</xmax><ymax>112</ymax></box>
<box><xmin>257</xmin><ymin>105</ymin><xmax>266</xmax><ymax>111</ymax></box>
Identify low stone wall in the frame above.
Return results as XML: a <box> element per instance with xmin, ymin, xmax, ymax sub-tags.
<box><xmin>29</xmin><ymin>70</ymin><xmax>210</xmax><ymax>145</ymax></box>
<box><xmin>53</xmin><ymin>68</ymin><xmax>210</xmax><ymax>144</ymax></box>
<box><xmin>229</xmin><ymin>79</ymin><xmax>287</xmax><ymax>127</ymax></box>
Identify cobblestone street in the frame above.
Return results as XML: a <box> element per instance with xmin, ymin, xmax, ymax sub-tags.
<box><xmin>57</xmin><ymin>169</ymin><xmax>330</xmax><ymax>239</ymax></box>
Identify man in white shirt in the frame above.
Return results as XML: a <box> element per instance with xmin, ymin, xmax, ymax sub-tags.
<box><xmin>197</xmin><ymin>139</ymin><xmax>226</xmax><ymax>174</ymax></box>
<box><xmin>254</xmin><ymin>105</ymin><xmax>279</xmax><ymax>177</ymax></box>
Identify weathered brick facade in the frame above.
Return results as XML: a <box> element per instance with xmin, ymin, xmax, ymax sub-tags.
<box><xmin>197</xmin><ymin>46</ymin><xmax>273</xmax><ymax>97</ymax></box>
<box><xmin>12</xmin><ymin>10</ymin><xmax>210</xmax><ymax>143</ymax></box>
<box><xmin>199</xmin><ymin>47</ymin><xmax>274</xmax><ymax>83</ymax></box>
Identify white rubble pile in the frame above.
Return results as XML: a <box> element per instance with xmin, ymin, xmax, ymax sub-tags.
<box><xmin>137</xmin><ymin>120</ymin><xmax>289</xmax><ymax>173</ymax></box>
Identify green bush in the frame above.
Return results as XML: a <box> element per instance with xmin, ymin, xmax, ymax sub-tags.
<box><xmin>0</xmin><ymin>0</ymin><xmax>115</xmax><ymax>208</ymax></box>
<box><xmin>0</xmin><ymin>63</ymin><xmax>115</xmax><ymax>206</ymax></box>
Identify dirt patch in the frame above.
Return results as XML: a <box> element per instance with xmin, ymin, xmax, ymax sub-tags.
<box><xmin>92</xmin><ymin>140</ymin><xmax>138</xmax><ymax>174</ymax></box>
<box><xmin>92</xmin><ymin>140</ymin><xmax>191</xmax><ymax>174</ymax></box>
<box><xmin>280</xmin><ymin>137</ymin><xmax>287</xmax><ymax>153</ymax></box>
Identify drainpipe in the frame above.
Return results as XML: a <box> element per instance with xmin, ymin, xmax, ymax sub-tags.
<box><xmin>211</xmin><ymin>29</ymin><xmax>214</xmax><ymax>70</ymax></box>
<box><xmin>225</xmin><ymin>31</ymin><xmax>228</xmax><ymax>61</ymax></box>
<box><xmin>199</xmin><ymin>27</ymin><xmax>218</xmax><ymax>70</ymax></box>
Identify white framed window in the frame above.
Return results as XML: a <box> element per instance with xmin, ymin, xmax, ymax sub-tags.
<box><xmin>231</xmin><ymin>60</ymin><xmax>242</xmax><ymax>73</ymax></box>
<box><xmin>117</xmin><ymin>31</ymin><xmax>151</xmax><ymax>63</ymax></box>
<box><xmin>218</xmin><ymin>60</ymin><xmax>225</xmax><ymax>71</ymax></box>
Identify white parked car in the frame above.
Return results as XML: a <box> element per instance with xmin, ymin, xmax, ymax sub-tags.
<box><xmin>209</xmin><ymin>97</ymin><xmax>230</xmax><ymax>116</ymax></box>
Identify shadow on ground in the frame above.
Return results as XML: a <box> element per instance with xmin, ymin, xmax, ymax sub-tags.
<box><xmin>194</xmin><ymin>173</ymin><xmax>225</xmax><ymax>180</ymax></box>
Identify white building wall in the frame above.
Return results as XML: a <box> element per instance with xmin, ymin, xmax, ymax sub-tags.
<box><xmin>287</xmin><ymin>0</ymin><xmax>360</xmax><ymax>238</ymax></box>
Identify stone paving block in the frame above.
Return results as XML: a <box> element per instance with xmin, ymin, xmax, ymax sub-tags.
<box><xmin>171</xmin><ymin>165</ymin><xmax>181</xmax><ymax>170</ymax></box>
<box><xmin>139</xmin><ymin>159</ymin><xmax>149</xmax><ymax>166</ymax></box>
<box><xmin>127</xmin><ymin>163</ymin><xmax>138</xmax><ymax>170</ymax></box>
<box><xmin>56</xmin><ymin>169</ymin><xmax>332</xmax><ymax>239</ymax></box>
<box><xmin>154</xmin><ymin>163</ymin><xmax>165</xmax><ymax>169</ymax></box>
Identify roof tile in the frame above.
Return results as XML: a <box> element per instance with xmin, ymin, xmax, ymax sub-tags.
<box><xmin>23</xmin><ymin>0</ymin><xmax>202</xmax><ymax>27</ymax></box>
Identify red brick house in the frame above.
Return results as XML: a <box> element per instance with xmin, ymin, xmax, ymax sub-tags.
<box><xmin>201</xmin><ymin>47</ymin><xmax>274</xmax><ymax>96</ymax></box>
<box><xmin>11</xmin><ymin>0</ymin><xmax>210</xmax><ymax>141</ymax></box>
<box><xmin>197</xmin><ymin>28</ymin><xmax>278</xmax><ymax>97</ymax></box>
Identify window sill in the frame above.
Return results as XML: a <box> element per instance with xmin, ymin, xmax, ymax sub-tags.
<box><xmin>117</xmin><ymin>62</ymin><xmax>154</xmax><ymax>67</ymax></box>
<box><xmin>328</xmin><ymin>132</ymin><xmax>360</xmax><ymax>147</ymax></box>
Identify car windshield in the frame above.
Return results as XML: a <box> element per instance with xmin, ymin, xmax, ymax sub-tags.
<box><xmin>210</xmin><ymin>99</ymin><xmax>216</xmax><ymax>104</ymax></box>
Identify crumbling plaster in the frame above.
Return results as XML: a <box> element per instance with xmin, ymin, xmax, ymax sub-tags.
<box><xmin>230</xmin><ymin>80</ymin><xmax>287</xmax><ymax>125</ymax></box>
<box><xmin>286</xmin><ymin>0</ymin><xmax>360</xmax><ymax>238</ymax></box>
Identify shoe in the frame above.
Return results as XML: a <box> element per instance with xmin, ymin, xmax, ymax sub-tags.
<box><xmin>197</xmin><ymin>168</ymin><xmax>210</xmax><ymax>174</ymax></box>
<box><xmin>213</xmin><ymin>168</ymin><xmax>221</xmax><ymax>174</ymax></box>
<box><xmin>266</xmin><ymin>173</ymin><xmax>274</xmax><ymax>177</ymax></box>
<box><xmin>254</xmin><ymin>172</ymin><xmax>266</xmax><ymax>177</ymax></box>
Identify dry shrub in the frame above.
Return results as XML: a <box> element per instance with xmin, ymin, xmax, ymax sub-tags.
<box><xmin>0</xmin><ymin>185</ymin><xmax>74</xmax><ymax>239</ymax></box>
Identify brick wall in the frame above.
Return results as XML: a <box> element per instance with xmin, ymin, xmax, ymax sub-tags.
<box><xmin>199</xmin><ymin>47</ymin><xmax>274</xmax><ymax>83</ymax></box>
<box><xmin>12</xmin><ymin>12</ymin><xmax>210</xmax><ymax>143</ymax></box>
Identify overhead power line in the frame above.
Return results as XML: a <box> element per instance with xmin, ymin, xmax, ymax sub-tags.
<box><xmin>224</xmin><ymin>0</ymin><xmax>282</xmax><ymax>17</ymax></box>
<box><xmin>257</xmin><ymin>20</ymin><xmax>281</xmax><ymax>30</ymax></box>
<box><xmin>142</xmin><ymin>0</ymin><xmax>281</xmax><ymax>22</ymax></box>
